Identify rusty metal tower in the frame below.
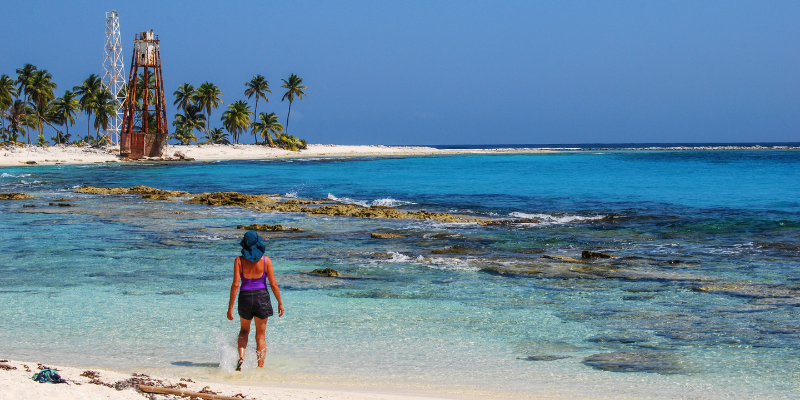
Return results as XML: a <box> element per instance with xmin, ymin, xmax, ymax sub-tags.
<box><xmin>120</xmin><ymin>30</ymin><xmax>168</xmax><ymax>159</ymax></box>
<box><xmin>102</xmin><ymin>10</ymin><xmax>125</xmax><ymax>145</ymax></box>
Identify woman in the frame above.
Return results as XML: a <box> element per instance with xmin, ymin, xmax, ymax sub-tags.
<box><xmin>227</xmin><ymin>231</ymin><xmax>284</xmax><ymax>371</ymax></box>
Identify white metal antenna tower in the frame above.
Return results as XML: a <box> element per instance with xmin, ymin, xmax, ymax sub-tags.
<box><xmin>103</xmin><ymin>10</ymin><xmax>126</xmax><ymax>144</ymax></box>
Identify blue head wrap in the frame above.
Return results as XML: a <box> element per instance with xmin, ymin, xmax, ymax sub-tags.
<box><xmin>240</xmin><ymin>230</ymin><xmax>266</xmax><ymax>262</ymax></box>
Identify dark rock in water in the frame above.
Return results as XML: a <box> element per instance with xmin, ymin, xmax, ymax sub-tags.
<box><xmin>479</xmin><ymin>218</ymin><xmax>541</xmax><ymax>226</ymax></box>
<box><xmin>22</xmin><ymin>204</ymin><xmax>36</xmax><ymax>208</ymax></box>
<box><xmin>371</xmin><ymin>232</ymin><xmax>404</xmax><ymax>239</ymax></box>
<box><xmin>25</xmin><ymin>160</ymin><xmax>37</xmax><ymax>165</ymax></box>
<box><xmin>588</xmin><ymin>335</ymin><xmax>649</xmax><ymax>344</ymax></box>
<box><xmin>431</xmin><ymin>245</ymin><xmax>470</xmax><ymax>254</ymax></box>
<box><xmin>519</xmin><ymin>355</ymin><xmax>570</xmax><ymax>361</ymax></box>
<box><xmin>582</xmin><ymin>250</ymin><xmax>614</xmax><ymax>259</ymax></box>
<box><xmin>371</xmin><ymin>252</ymin><xmax>393</xmax><ymax>259</ymax></box>
<box><xmin>541</xmin><ymin>254</ymin><xmax>583</xmax><ymax>262</ymax></box>
<box><xmin>49</xmin><ymin>202</ymin><xmax>74</xmax><ymax>207</ymax></box>
<box><xmin>237</xmin><ymin>224</ymin><xmax>303</xmax><ymax>232</ymax></box>
<box><xmin>582</xmin><ymin>351</ymin><xmax>685</xmax><ymax>374</ymax></box>
<box><xmin>0</xmin><ymin>193</ymin><xmax>33</xmax><ymax>200</ymax></box>
<box><xmin>53</xmin><ymin>198</ymin><xmax>70</xmax><ymax>202</ymax></box>
<box><xmin>311</xmin><ymin>268</ymin><xmax>341</xmax><ymax>277</ymax></box>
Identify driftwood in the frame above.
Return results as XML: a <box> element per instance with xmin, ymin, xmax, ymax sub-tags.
<box><xmin>138</xmin><ymin>385</ymin><xmax>245</xmax><ymax>400</ymax></box>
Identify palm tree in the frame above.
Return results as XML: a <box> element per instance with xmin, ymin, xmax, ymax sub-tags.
<box><xmin>50</xmin><ymin>91</ymin><xmax>80</xmax><ymax>144</ymax></box>
<box><xmin>27</xmin><ymin>70</ymin><xmax>58</xmax><ymax>145</ymax></box>
<box><xmin>245</xmin><ymin>75</ymin><xmax>270</xmax><ymax>143</ymax></box>
<box><xmin>221</xmin><ymin>100</ymin><xmax>253</xmax><ymax>144</ymax></box>
<box><xmin>90</xmin><ymin>90</ymin><xmax>116</xmax><ymax>142</ymax></box>
<box><xmin>74</xmin><ymin>74</ymin><xmax>103</xmax><ymax>139</ymax></box>
<box><xmin>0</xmin><ymin>74</ymin><xmax>19</xmax><ymax>137</ymax></box>
<box><xmin>194</xmin><ymin>82</ymin><xmax>223</xmax><ymax>130</ymax></box>
<box><xmin>6</xmin><ymin>100</ymin><xmax>34</xmax><ymax>144</ymax></box>
<box><xmin>171</xmin><ymin>127</ymin><xmax>198</xmax><ymax>145</ymax></box>
<box><xmin>172</xmin><ymin>104</ymin><xmax>206</xmax><ymax>140</ymax></box>
<box><xmin>15</xmin><ymin>64</ymin><xmax>37</xmax><ymax>102</ymax></box>
<box><xmin>173</xmin><ymin>83</ymin><xmax>196</xmax><ymax>112</ymax></box>
<box><xmin>280</xmin><ymin>74</ymin><xmax>307</xmax><ymax>135</ymax></box>
<box><xmin>251</xmin><ymin>112</ymin><xmax>283</xmax><ymax>147</ymax></box>
<box><xmin>200</xmin><ymin>127</ymin><xmax>230</xmax><ymax>145</ymax></box>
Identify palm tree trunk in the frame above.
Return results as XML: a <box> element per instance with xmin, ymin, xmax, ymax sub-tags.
<box><xmin>87</xmin><ymin>112</ymin><xmax>91</xmax><ymax>141</ymax></box>
<box><xmin>286</xmin><ymin>101</ymin><xmax>293</xmax><ymax>135</ymax></box>
<box><xmin>252</xmin><ymin>98</ymin><xmax>258</xmax><ymax>144</ymax></box>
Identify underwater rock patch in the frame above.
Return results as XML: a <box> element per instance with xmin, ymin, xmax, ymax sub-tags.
<box><xmin>237</xmin><ymin>224</ymin><xmax>303</xmax><ymax>232</ymax></box>
<box><xmin>0</xmin><ymin>193</ymin><xmax>33</xmax><ymax>200</ymax></box>
<box><xmin>372</xmin><ymin>233</ymin><xmax>404</xmax><ymax>239</ymax></box>
<box><xmin>49</xmin><ymin>202</ymin><xmax>74</xmax><ymax>207</ymax></box>
<box><xmin>311</xmin><ymin>268</ymin><xmax>342</xmax><ymax>277</ymax></box>
<box><xmin>519</xmin><ymin>355</ymin><xmax>570</xmax><ymax>361</ymax></box>
<box><xmin>582</xmin><ymin>250</ymin><xmax>614</xmax><ymax>259</ymax></box>
<box><xmin>582</xmin><ymin>351</ymin><xmax>685</xmax><ymax>374</ymax></box>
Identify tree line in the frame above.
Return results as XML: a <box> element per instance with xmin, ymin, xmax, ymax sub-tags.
<box><xmin>171</xmin><ymin>73</ymin><xmax>308</xmax><ymax>150</ymax></box>
<box><xmin>0</xmin><ymin>64</ymin><xmax>309</xmax><ymax>150</ymax></box>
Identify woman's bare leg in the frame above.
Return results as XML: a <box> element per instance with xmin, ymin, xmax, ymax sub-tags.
<box><xmin>238</xmin><ymin>317</ymin><xmax>252</xmax><ymax>361</ymax></box>
<box><xmin>254</xmin><ymin>317</ymin><xmax>268</xmax><ymax>367</ymax></box>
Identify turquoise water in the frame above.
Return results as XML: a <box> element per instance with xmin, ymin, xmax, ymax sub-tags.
<box><xmin>1</xmin><ymin>150</ymin><xmax>799</xmax><ymax>399</ymax></box>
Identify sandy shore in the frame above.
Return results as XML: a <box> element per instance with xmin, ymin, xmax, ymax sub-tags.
<box><xmin>0</xmin><ymin>143</ymin><xmax>550</xmax><ymax>167</ymax></box>
<box><xmin>0</xmin><ymin>359</ymin><xmax>458</xmax><ymax>400</ymax></box>
<box><xmin>2</xmin><ymin>143</ymin><xmax>795</xmax><ymax>167</ymax></box>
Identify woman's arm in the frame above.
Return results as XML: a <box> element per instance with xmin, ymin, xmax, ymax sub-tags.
<box><xmin>227</xmin><ymin>257</ymin><xmax>241</xmax><ymax>320</ymax></box>
<box><xmin>265</xmin><ymin>257</ymin><xmax>284</xmax><ymax>317</ymax></box>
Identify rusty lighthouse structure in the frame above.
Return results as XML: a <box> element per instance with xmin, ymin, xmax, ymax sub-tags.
<box><xmin>120</xmin><ymin>30</ymin><xmax>168</xmax><ymax>159</ymax></box>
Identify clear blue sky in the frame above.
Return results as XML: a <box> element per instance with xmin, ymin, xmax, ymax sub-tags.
<box><xmin>1</xmin><ymin>1</ymin><xmax>798</xmax><ymax>145</ymax></box>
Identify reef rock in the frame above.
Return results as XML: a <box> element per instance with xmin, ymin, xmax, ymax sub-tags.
<box><xmin>371</xmin><ymin>233</ymin><xmax>404</xmax><ymax>239</ymax></box>
<box><xmin>75</xmin><ymin>185</ymin><xmax>189</xmax><ymax>199</ymax></box>
<box><xmin>582</xmin><ymin>250</ymin><xmax>614</xmax><ymax>259</ymax></box>
<box><xmin>311</xmin><ymin>268</ymin><xmax>341</xmax><ymax>277</ymax></box>
<box><xmin>185</xmin><ymin>192</ymin><xmax>278</xmax><ymax>207</ymax></box>
<box><xmin>49</xmin><ymin>202</ymin><xmax>74</xmax><ymax>207</ymax></box>
<box><xmin>431</xmin><ymin>245</ymin><xmax>470</xmax><ymax>254</ymax></box>
<box><xmin>237</xmin><ymin>224</ymin><xmax>304</xmax><ymax>232</ymax></box>
<box><xmin>0</xmin><ymin>193</ymin><xmax>33</xmax><ymax>200</ymax></box>
<box><xmin>541</xmin><ymin>254</ymin><xmax>583</xmax><ymax>262</ymax></box>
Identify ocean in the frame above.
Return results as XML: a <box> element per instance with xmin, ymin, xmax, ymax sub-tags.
<box><xmin>1</xmin><ymin>149</ymin><xmax>799</xmax><ymax>399</ymax></box>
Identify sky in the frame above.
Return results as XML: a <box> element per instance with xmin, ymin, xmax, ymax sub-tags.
<box><xmin>1</xmin><ymin>0</ymin><xmax>798</xmax><ymax>145</ymax></box>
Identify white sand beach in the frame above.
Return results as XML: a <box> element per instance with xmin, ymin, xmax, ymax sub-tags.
<box><xmin>0</xmin><ymin>359</ymin><xmax>462</xmax><ymax>400</ymax></box>
<box><xmin>0</xmin><ymin>143</ymin><xmax>551</xmax><ymax>167</ymax></box>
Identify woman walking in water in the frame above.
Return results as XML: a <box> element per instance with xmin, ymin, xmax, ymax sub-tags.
<box><xmin>227</xmin><ymin>231</ymin><xmax>284</xmax><ymax>371</ymax></box>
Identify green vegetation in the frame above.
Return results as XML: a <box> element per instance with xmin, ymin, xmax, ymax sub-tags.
<box><xmin>2</xmin><ymin>63</ymin><xmax>310</xmax><ymax>149</ymax></box>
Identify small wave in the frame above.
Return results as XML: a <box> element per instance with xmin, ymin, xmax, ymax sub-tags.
<box><xmin>1</xmin><ymin>173</ymin><xmax>32</xmax><ymax>178</ymax></box>
<box><xmin>509</xmin><ymin>212</ymin><xmax>606</xmax><ymax>224</ymax></box>
<box><xmin>284</xmin><ymin>191</ymin><xmax>298</xmax><ymax>198</ymax></box>
<box><xmin>328</xmin><ymin>193</ymin><xmax>414</xmax><ymax>207</ymax></box>
<box><xmin>19</xmin><ymin>180</ymin><xmax>42</xmax><ymax>185</ymax></box>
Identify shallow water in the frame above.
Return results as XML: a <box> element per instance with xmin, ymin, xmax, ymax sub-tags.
<box><xmin>1</xmin><ymin>150</ymin><xmax>799</xmax><ymax>399</ymax></box>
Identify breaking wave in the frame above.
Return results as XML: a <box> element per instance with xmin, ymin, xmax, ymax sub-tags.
<box><xmin>509</xmin><ymin>212</ymin><xmax>606</xmax><ymax>224</ymax></box>
<box><xmin>327</xmin><ymin>193</ymin><xmax>415</xmax><ymax>207</ymax></box>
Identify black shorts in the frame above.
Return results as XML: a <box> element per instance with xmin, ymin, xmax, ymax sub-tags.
<box><xmin>238</xmin><ymin>289</ymin><xmax>274</xmax><ymax>320</ymax></box>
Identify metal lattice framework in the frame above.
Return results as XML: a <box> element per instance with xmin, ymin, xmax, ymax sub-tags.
<box><xmin>103</xmin><ymin>10</ymin><xmax>126</xmax><ymax>145</ymax></box>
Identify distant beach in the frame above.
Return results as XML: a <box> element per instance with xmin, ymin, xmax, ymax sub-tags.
<box><xmin>1</xmin><ymin>143</ymin><xmax>797</xmax><ymax>167</ymax></box>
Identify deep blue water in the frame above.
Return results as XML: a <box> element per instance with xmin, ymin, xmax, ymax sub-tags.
<box><xmin>1</xmin><ymin>150</ymin><xmax>799</xmax><ymax>399</ymax></box>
